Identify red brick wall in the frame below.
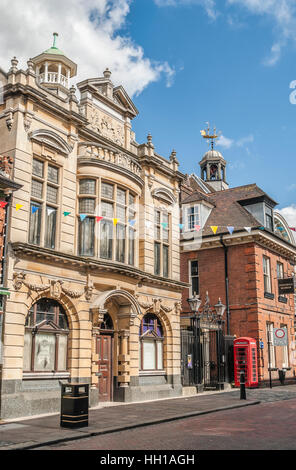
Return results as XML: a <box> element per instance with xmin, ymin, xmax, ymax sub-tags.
<box><xmin>181</xmin><ymin>241</ymin><xmax>296</xmax><ymax>382</ymax></box>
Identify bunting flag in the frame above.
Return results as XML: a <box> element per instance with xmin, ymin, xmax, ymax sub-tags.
<box><xmin>47</xmin><ymin>207</ymin><xmax>55</xmax><ymax>215</ymax></box>
<box><xmin>161</xmin><ymin>222</ymin><xmax>168</xmax><ymax>229</ymax></box>
<box><xmin>63</xmin><ymin>211</ymin><xmax>71</xmax><ymax>216</ymax></box>
<box><xmin>129</xmin><ymin>219</ymin><xmax>136</xmax><ymax>226</ymax></box>
<box><xmin>16</xmin><ymin>204</ymin><xmax>23</xmax><ymax>211</ymax></box>
<box><xmin>79</xmin><ymin>214</ymin><xmax>87</xmax><ymax>221</ymax></box>
<box><xmin>31</xmin><ymin>205</ymin><xmax>39</xmax><ymax>214</ymax></box>
<box><xmin>113</xmin><ymin>218</ymin><xmax>118</xmax><ymax>226</ymax></box>
<box><xmin>96</xmin><ymin>216</ymin><xmax>103</xmax><ymax>222</ymax></box>
<box><xmin>194</xmin><ymin>225</ymin><xmax>201</xmax><ymax>232</ymax></box>
<box><xmin>290</xmin><ymin>227</ymin><xmax>296</xmax><ymax>232</ymax></box>
<box><xmin>179</xmin><ymin>224</ymin><xmax>184</xmax><ymax>230</ymax></box>
<box><xmin>0</xmin><ymin>201</ymin><xmax>8</xmax><ymax>208</ymax></box>
<box><xmin>227</xmin><ymin>226</ymin><xmax>234</xmax><ymax>235</ymax></box>
<box><xmin>277</xmin><ymin>227</ymin><xmax>284</xmax><ymax>232</ymax></box>
<box><xmin>210</xmin><ymin>226</ymin><xmax>218</xmax><ymax>234</ymax></box>
<box><xmin>258</xmin><ymin>226</ymin><xmax>265</xmax><ymax>231</ymax></box>
<box><xmin>244</xmin><ymin>227</ymin><xmax>251</xmax><ymax>233</ymax></box>
<box><xmin>145</xmin><ymin>221</ymin><xmax>152</xmax><ymax>228</ymax></box>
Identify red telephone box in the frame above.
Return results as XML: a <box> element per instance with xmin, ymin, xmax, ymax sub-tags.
<box><xmin>234</xmin><ymin>337</ymin><xmax>258</xmax><ymax>388</ymax></box>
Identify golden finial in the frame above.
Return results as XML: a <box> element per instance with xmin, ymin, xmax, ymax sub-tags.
<box><xmin>200</xmin><ymin>122</ymin><xmax>221</xmax><ymax>149</ymax></box>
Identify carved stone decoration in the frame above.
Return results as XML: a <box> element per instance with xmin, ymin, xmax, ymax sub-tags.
<box><xmin>88</xmin><ymin>108</ymin><xmax>124</xmax><ymax>146</ymax></box>
<box><xmin>91</xmin><ymin>308</ymin><xmax>107</xmax><ymax>327</ymax></box>
<box><xmin>13</xmin><ymin>271</ymin><xmax>27</xmax><ymax>291</ymax></box>
<box><xmin>135</xmin><ymin>295</ymin><xmax>174</xmax><ymax>314</ymax></box>
<box><xmin>50</xmin><ymin>280</ymin><xmax>62</xmax><ymax>299</ymax></box>
<box><xmin>24</xmin><ymin>111</ymin><xmax>34</xmax><ymax>132</ymax></box>
<box><xmin>5</xmin><ymin>110</ymin><xmax>14</xmax><ymax>131</ymax></box>
<box><xmin>174</xmin><ymin>301</ymin><xmax>182</xmax><ymax>315</ymax></box>
<box><xmin>84</xmin><ymin>274</ymin><xmax>93</xmax><ymax>301</ymax></box>
<box><xmin>13</xmin><ymin>272</ymin><xmax>85</xmax><ymax>299</ymax></box>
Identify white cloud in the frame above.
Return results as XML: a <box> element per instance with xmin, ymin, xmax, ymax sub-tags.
<box><xmin>277</xmin><ymin>205</ymin><xmax>296</xmax><ymax>227</ymax></box>
<box><xmin>216</xmin><ymin>133</ymin><xmax>254</xmax><ymax>150</ymax></box>
<box><xmin>227</xmin><ymin>0</ymin><xmax>296</xmax><ymax>65</ymax></box>
<box><xmin>0</xmin><ymin>0</ymin><xmax>175</xmax><ymax>97</ymax></box>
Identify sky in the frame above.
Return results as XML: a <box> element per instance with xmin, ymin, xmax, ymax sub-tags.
<box><xmin>1</xmin><ymin>0</ymin><xmax>296</xmax><ymax>224</ymax></box>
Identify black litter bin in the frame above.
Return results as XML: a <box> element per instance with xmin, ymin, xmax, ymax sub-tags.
<box><xmin>60</xmin><ymin>383</ymin><xmax>89</xmax><ymax>428</ymax></box>
<box><xmin>278</xmin><ymin>369</ymin><xmax>286</xmax><ymax>385</ymax></box>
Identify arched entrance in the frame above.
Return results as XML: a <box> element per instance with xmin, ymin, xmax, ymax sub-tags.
<box><xmin>97</xmin><ymin>313</ymin><xmax>114</xmax><ymax>402</ymax></box>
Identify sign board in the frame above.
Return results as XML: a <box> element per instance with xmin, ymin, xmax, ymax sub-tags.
<box><xmin>278</xmin><ymin>278</ymin><xmax>295</xmax><ymax>295</ymax></box>
<box><xmin>187</xmin><ymin>354</ymin><xmax>193</xmax><ymax>369</ymax></box>
<box><xmin>259</xmin><ymin>341</ymin><xmax>264</xmax><ymax>349</ymax></box>
<box><xmin>273</xmin><ymin>327</ymin><xmax>288</xmax><ymax>346</ymax></box>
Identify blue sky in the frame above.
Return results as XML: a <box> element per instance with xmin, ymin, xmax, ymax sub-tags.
<box><xmin>1</xmin><ymin>0</ymin><xmax>296</xmax><ymax>220</ymax></box>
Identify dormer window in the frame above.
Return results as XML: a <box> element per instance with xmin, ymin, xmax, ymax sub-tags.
<box><xmin>265</xmin><ymin>206</ymin><xmax>273</xmax><ymax>231</ymax></box>
<box><xmin>185</xmin><ymin>205</ymin><xmax>200</xmax><ymax>231</ymax></box>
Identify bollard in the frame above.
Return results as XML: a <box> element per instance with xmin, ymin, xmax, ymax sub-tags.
<box><xmin>240</xmin><ymin>370</ymin><xmax>246</xmax><ymax>400</ymax></box>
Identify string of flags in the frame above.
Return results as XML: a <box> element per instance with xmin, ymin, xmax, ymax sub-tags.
<box><xmin>2</xmin><ymin>201</ymin><xmax>296</xmax><ymax>236</ymax></box>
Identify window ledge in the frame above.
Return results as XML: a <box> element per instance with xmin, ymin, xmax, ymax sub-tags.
<box><xmin>278</xmin><ymin>296</ymin><xmax>288</xmax><ymax>304</ymax></box>
<box><xmin>139</xmin><ymin>370</ymin><xmax>166</xmax><ymax>376</ymax></box>
<box><xmin>23</xmin><ymin>372</ymin><xmax>70</xmax><ymax>380</ymax></box>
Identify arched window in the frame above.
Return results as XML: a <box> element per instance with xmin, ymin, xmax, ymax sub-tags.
<box><xmin>100</xmin><ymin>313</ymin><xmax>114</xmax><ymax>331</ymax></box>
<box><xmin>23</xmin><ymin>298</ymin><xmax>69</xmax><ymax>373</ymax></box>
<box><xmin>139</xmin><ymin>314</ymin><xmax>164</xmax><ymax>371</ymax></box>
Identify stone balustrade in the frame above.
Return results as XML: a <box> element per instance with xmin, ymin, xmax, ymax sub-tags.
<box><xmin>38</xmin><ymin>72</ymin><xmax>69</xmax><ymax>88</ymax></box>
<box><xmin>78</xmin><ymin>143</ymin><xmax>142</xmax><ymax>177</ymax></box>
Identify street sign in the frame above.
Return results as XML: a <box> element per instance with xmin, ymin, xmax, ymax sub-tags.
<box><xmin>259</xmin><ymin>341</ymin><xmax>264</xmax><ymax>349</ymax></box>
<box><xmin>278</xmin><ymin>278</ymin><xmax>295</xmax><ymax>295</ymax></box>
<box><xmin>273</xmin><ymin>327</ymin><xmax>288</xmax><ymax>346</ymax></box>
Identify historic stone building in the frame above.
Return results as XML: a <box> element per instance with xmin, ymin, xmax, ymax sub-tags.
<box><xmin>180</xmin><ymin>144</ymin><xmax>296</xmax><ymax>386</ymax></box>
<box><xmin>0</xmin><ymin>35</ymin><xmax>186</xmax><ymax>419</ymax></box>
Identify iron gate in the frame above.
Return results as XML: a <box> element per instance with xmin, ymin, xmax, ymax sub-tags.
<box><xmin>181</xmin><ymin>329</ymin><xmax>195</xmax><ymax>386</ymax></box>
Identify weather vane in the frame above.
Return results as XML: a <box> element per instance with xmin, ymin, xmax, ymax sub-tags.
<box><xmin>200</xmin><ymin>122</ymin><xmax>221</xmax><ymax>149</ymax></box>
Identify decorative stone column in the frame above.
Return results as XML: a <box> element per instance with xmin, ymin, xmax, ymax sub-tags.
<box><xmin>118</xmin><ymin>329</ymin><xmax>130</xmax><ymax>388</ymax></box>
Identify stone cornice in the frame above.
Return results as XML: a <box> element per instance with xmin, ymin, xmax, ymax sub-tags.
<box><xmin>181</xmin><ymin>228</ymin><xmax>296</xmax><ymax>260</ymax></box>
<box><xmin>11</xmin><ymin>242</ymin><xmax>188</xmax><ymax>291</ymax></box>
<box><xmin>77</xmin><ymin>157</ymin><xmax>144</xmax><ymax>187</ymax></box>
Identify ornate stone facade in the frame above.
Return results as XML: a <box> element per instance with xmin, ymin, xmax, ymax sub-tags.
<box><xmin>0</xmin><ymin>37</ymin><xmax>186</xmax><ymax>418</ymax></box>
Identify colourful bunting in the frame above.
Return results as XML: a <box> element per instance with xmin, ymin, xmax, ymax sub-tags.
<box><xmin>290</xmin><ymin>227</ymin><xmax>296</xmax><ymax>232</ymax></box>
<box><xmin>16</xmin><ymin>204</ymin><xmax>23</xmax><ymax>211</ymax></box>
<box><xmin>47</xmin><ymin>207</ymin><xmax>55</xmax><ymax>215</ymax></box>
<box><xmin>210</xmin><ymin>226</ymin><xmax>218</xmax><ymax>234</ymax></box>
<box><xmin>161</xmin><ymin>222</ymin><xmax>168</xmax><ymax>229</ymax></box>
<box><xmin>194</xmin><ymin>225</ymin><xmax>201</xmax><ymax>232</ymax></box>
<box><xmin>244</xmin><ymin>227</ymin><xmax>251</xmax><ymax>233</ymax></box>
<box><xmin>63</xmin><ymin>211</ymin><xmax>71</xmax><ymax>216</ymax></box>
<box><xmin>113</xmin><ymin>218</ymin><xmax>118</xmax><ymax>226</ymax></box>
<box><xmin>227</xmin><ymin>226</ymin><xmax>234</xmax><ymax>235</ymax></box>
<box><xmin>96</xmin><ymin>216</ymin><xmax>103</xmax><ymax>222</ymax></box>
<box><xmin>258</xmin><ymin>226</ymin><xmax>265</xmax><ymax>231</ymax></box>
<box><xmin>0</xmin><ymin>201</ymin><xmax>8</xmax><ymax>208</ymax></box>
<box><xmin>31</xmin><ymin>205</ymin><xmax>39</xmax><ymax>214</ymax></box>
<box><xmin>145</xmin><ymin>221</ymin><xmax>152</xmax><ymax>228</ymax></box>
<box><xmin>79</xmin><ymin>214</ymin><xmax>87</xmax><ymax>221</ymax></box>
<box><xmin>129</xmin><ymin>219</ymin><xmax>136</xmax><ymax>226</ymax></box>
<box><xmin>179</xmin><ymin>224</ymin><xmax>184</xmax><ymax>230</ymax></box>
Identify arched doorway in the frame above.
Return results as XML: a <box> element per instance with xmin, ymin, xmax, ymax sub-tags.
<box><xmin>97</xmin><ymin>313</ymin><xmax>114</xmax><ymax>402</ymax></box>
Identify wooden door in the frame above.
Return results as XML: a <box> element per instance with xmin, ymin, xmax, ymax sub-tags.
<box><xmin>97</xmin><ymin>334</ymin><xmax>113</xmax><ymax>401</ymax></box>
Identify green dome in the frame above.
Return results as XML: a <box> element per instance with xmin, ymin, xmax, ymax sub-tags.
<box><xmin>43</xmin><ymin>46</ymin><xmax>65</xmax><ymax>56</ymax></box>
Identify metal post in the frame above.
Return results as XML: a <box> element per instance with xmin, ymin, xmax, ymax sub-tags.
<box><xmin>240</xmin><ymin>370</ymin><xmax>246</xmax><ymax>400</ymax></box>
<box><xmin>267</xmin><ymin>331</ymin><xmax>272</xmax><ymax>389</ymax></box>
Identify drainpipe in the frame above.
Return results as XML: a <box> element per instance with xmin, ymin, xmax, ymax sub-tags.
<box><xmin>220</xmin><ymin>234</ymin><xmax>230</xmax><ymax>336</ymax></box>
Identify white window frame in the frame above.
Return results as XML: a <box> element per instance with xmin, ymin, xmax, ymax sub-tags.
<box><xmin>184</xmin><ymin>204</ymin><xmax>200</xmax><ymax>232</ymax></box>
<box><xmin>189</xmin><ymin>259</ymin><xmax>199</xmax><ymax>297</ymax></box>
<box><xmin>263</xmin><ymin>256</ymin><xmax>272</xmax><ymax>293</ymax></box>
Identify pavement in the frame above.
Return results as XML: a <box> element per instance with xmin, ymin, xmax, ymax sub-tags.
<box><xmin>0</xmin><ymin>384</ymin><xmax>296</xmax><ymax>450</ymax></box>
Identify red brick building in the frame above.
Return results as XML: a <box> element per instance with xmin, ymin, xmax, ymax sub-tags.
<box><xmin>180</xmin><ymin>148</ymin><xmax>296</xmax><ymax>386</ymax></box>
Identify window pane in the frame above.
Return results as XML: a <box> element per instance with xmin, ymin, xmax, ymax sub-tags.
<box><xmin>23</xmin><ymin>331</ymin><xmax>32</xmax><ymax>371</ymax></box>
<box><xmin>155</xmin><ymin>210</ymin><xmax>160</xmax><ymax>225</ymax></box>
<box><xmin>31</xmin><ymin>179</ymin><xmax>43</xmax><ymax>199</ymax></box>
<box><xmin>101</xmin><ymin>183</ymin><xmax>114</xmax><ymax>199</ymax></box>
<box><xmin>79</xmin><ymin>217</ymin><xmax>94</xmax><ymax>256</ymax></box>
<box><xmin>100</xmin><ymin>220</ymin><xmax>113</xmax><ymax>259</ymax></box>
<box><xmin>32</xmin><ymin>159</ymin><xmax>44</xmax><ymax>178</ymax></box>
<box><xmin>117</xmin><ymin>188</ymin><xmax>126</xmax><ymax>205</ymax></box>
<box><xmin>129</xmin><ymin>193</ymin><xmax>135</xmax><ymax>207</ymax></box>
<box><xmin>191</xmin><ymin>261</ymin><xmax>198</xmax><ymax>276</ymax></box>
<box><xmin>101</xmin><ymin>201</ymin><xmax>113</xmax><ymax>218</ymax></box>
<box><xmin>45</xmin><ymin>206</ymin><xmax>57</xmax><ymax>249</ymax></box>
<box><xmin>157</xmin><ymin>341</ymin><xmax>163</xmax><ymax>370</ymax></box>
<box><xmin>79</xmin><ymin>179</ymin><xmax>96</xmax><ymax>195</ymax></box>
<box><xmin>57</xmin><ymin>335</ymin><xmax>68</xmax><ymax>371</ymax></box>
<box><xmin>34</xmin><ymin>333</ymin><xmax>56</xmax><ymax>371</ymax></box>
<box><xmin>46</xmin><ymin>185</ymin><xmax>58</xmax><ymax>204</ymax></box>
<box><xmin>116</xmin><ymin>205</ymin><xmax>125</xmax><ymax>222</ymax></box>
<box><xmin>163</xmin><ymin>245</ymin><xmax>169</xmax><ymax>278</ymax></box>
<box><xmin>128</xmin><ymin>227</ymin><xmax>135</xmax><ymax>265</ymax></box>
<box><xmin>154</xmin><ymin>242</ymin><xmax>160</xmax><ymax>275</ymax></box>
<box><xmin>79</xmin><ymin>198</ymin><xmax>95</xmax><ymax>214</ymax></box>
<box><xmin>29</xmin><ymin>202</ymin><xmax>42</xmax><ymax>245</ymax></box>
<box><xmin>47</xmin><ymin>165</ymin><xmax>59</xmax><ymax>184</ymax></box>
<box><xmin>143</xmin><ymin>341</ymin><xmax>156</xmax><ymax>370</ymax></box>
<box><xmin>116</xmin><ymin>224</ymin><xmax>125</xmax><ymax>263</ymax></box>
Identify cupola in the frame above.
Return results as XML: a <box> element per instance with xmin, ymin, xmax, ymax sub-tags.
<box><xmin>199</xmin><ymin>125</ymin><xmax>229</xmax><ymax>191</ymax></box>
<box><xmin>31</xmin><ymin>33</ymin><xmax>77</xmax><ymax>97</ymax></box>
